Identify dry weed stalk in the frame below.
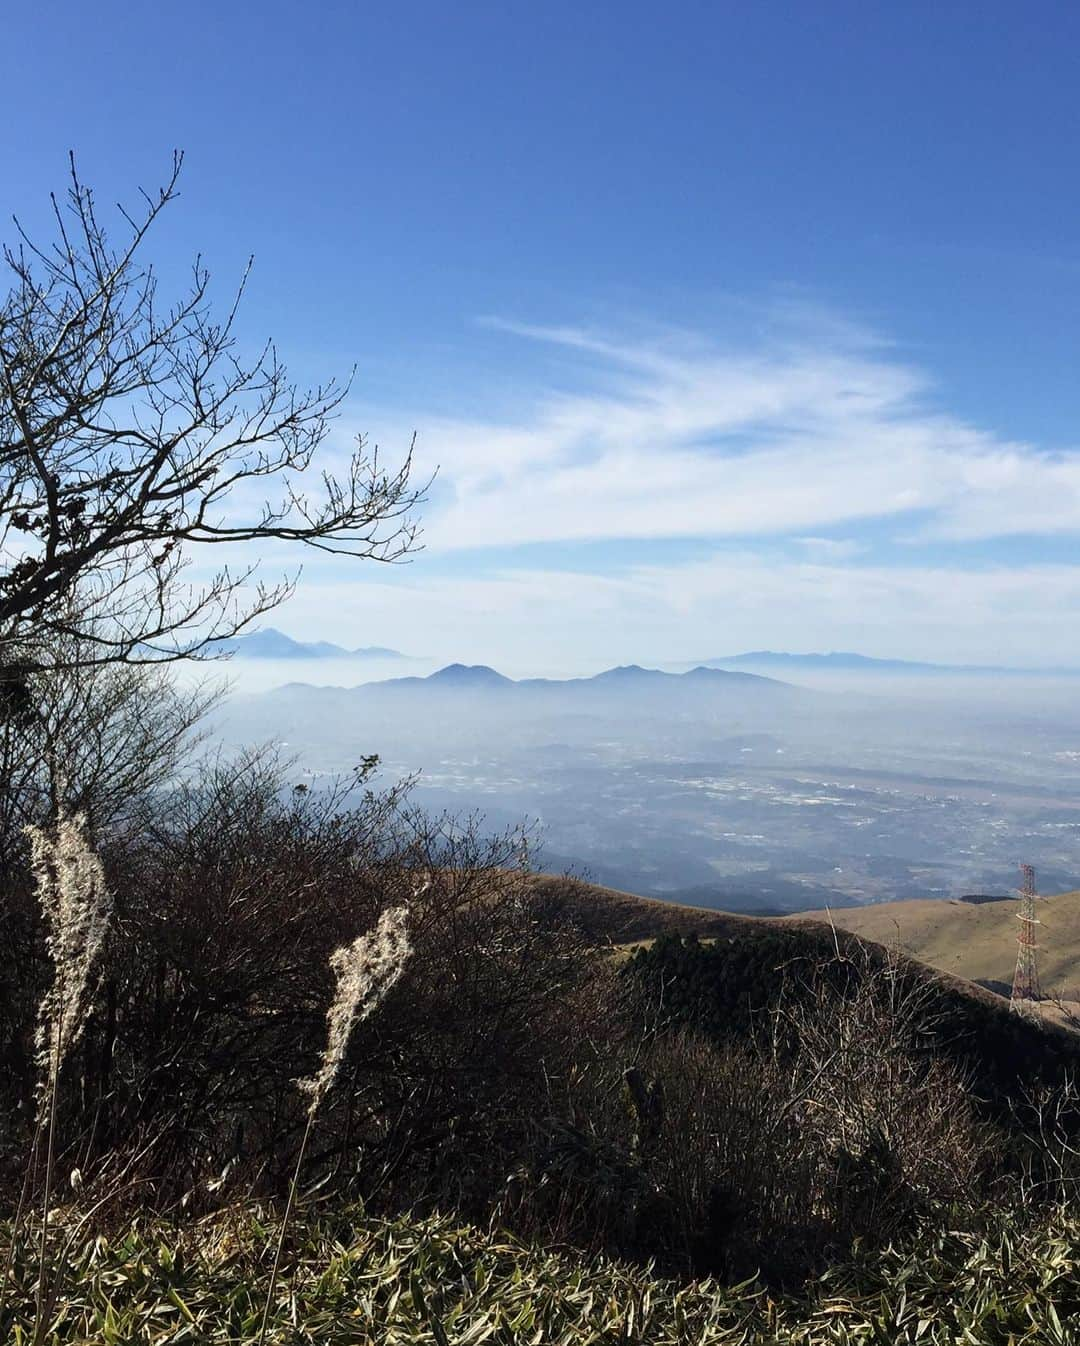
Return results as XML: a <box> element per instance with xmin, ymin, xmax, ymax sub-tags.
<box><xmin>298</xmin><ymin>903</ymin><xmax>412</xmax><ymax>1114</ymax></box>
<box><xmin>28</xmin><ymin>811</ymin><xmax>113</xmax><ymax>1111</ymax></box>
<box><xmin>257</xmin><ymin>902</ymin><xmax>412</xmax><ymax>1346</ymax></box>
<box><xmin>18</xmin><ymin>809</ymin><xmax>113</xmax><ymax>1344</ymax></box>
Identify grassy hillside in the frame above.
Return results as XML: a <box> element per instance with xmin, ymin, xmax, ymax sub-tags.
<box><xmin>524</xmin><ymin>872</ymin><xmax>761</xmax><ymax>943</ymax></box>
<box><xmin>528</xmin><ymin>872</ymin><xmax>1080</xmax><ymax>1116</ymax></box>
<box><xmin>788</xmin><ymin>889</ymin><xmax>1080</xmax><ymax>996</ymax></box>
<box><xmin>6</xmin><ymin>1204</ymin><xmax>1080</xmax><ymax>1344</ymax></box>
<box><xmin>531</xmin><ymin>870</ymin><xmax>1080</xmax><ymax>1010</ymax></box>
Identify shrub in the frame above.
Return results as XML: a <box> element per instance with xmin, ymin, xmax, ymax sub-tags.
<box><xmin>0</xmin><ymin>751</ymin><xmax>608</xmax><ymax>1236</ymax></box>
<box><xmin>2</xmin><ymin>759</ymin><xmax>1079</xmax><ymax>1286</ymax></box>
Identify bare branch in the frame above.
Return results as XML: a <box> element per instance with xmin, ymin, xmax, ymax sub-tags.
<box><xmin>0</xmin><ymin>157</ymin><xmax>426</xmax><ymax>675</ymax></box>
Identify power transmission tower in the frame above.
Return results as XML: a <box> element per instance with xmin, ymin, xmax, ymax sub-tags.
<box><xmin>1010</xmin><ymin>863</ymin><xmax>1042</xmax><ymax>1016</ymax></box>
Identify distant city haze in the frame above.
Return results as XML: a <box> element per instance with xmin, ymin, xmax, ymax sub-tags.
<box><xmin>209</xmin><ymin>641</ymin><xmax>1080</xmax><ymax>913</ymax></box>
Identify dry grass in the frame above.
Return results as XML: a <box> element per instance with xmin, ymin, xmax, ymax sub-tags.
<box><xmin>524</xmin><ymin>873</ymin><xmax>764</xmax><ymax>944</ymax></box>
<box><xmin>529</xmin><ymin>873</ymin><xmax>1080</xmax><ymax>1006</ymax></box>
<box><xmin>528</xmin><ymin>873</ymin><xmax>1080</xmax><ymax>1025</ymax></box>
<box><xmin>787</xmin><ymin>889</ymin><xmax>1080</xmax><ymax>996</ymax></box>
<box><xmin>527</xmin><ymin>872</ymin><xmax>1080</xmax><ymax>1002</ymax></box>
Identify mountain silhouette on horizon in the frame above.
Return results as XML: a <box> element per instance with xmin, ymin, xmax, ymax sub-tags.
<box><xmin>699</xmin><ymin>650</ymin><xmax>1080</xmax><ymax>675</ymax></box>
<box><xmin>266</xmin><ymin>661</ymin><xmax>797</xmax><ymax>698</ymax></box>
<box><xmin>218</xmin><ymin>627</ymin><xmax>407</xmax><ymax>660</ymax></box>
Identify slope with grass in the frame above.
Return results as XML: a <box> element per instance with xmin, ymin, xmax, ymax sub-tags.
<box><xmin>531</xmin><ymin>871</ymin><xmax>1080</xmax><ymax>1111</ymax></box>
<box><xmin>6</xmin><ymin>1204</ymin><xmax>1080</xmax><ymax>1345</ymax></box>
<box><xmin>524</xmin><ymin>872</ymin><xmax>763</xmax><ymax>944</ymax></box>
<box><xmin>532</xmin><ymin>870</ymin><xmax>1080</xmax><ymax>1004</ymax></box>
<box><xmin>787</xmin><ymin>889</ymin><xmax>1080</xmax><ymax>996</ymax></box>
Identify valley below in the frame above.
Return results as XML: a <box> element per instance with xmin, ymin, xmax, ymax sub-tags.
<box><xmin>212</xmin><ymin>661</ymin><xmax>1080</xmax><ymax>913</ymax></box>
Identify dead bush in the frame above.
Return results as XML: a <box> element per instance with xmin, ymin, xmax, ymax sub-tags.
<box><xmin>0</xmin><ymin>751</ymin><xmax>610</xmax><ymax>1232</ymax></box>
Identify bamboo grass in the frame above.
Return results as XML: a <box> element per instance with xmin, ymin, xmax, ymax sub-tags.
<box><xmin>3</xmin><ymin>1202</ymin><xmax>1079</xmax><ymax>1344</ymax></box>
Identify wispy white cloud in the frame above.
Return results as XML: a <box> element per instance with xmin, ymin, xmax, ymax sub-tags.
<box><xmin>231</xmin><ymin>312</ymin><xmax>1080</xmax><ymax>670</ymax></box>
<box><xmin>364</xmin><ymin>320</ymin><xmax>1080</xmax><ymax>551</ymax></box>
<box><xmin>793</xmin><ymin>537</ymin><xmax>866</xmax><ymax>562</ymax></box>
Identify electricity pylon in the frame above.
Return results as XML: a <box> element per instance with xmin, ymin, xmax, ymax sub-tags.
<box><xmin>1010</xmin><ymin>863</ymin><xmax>1041</xmax><ymax>1016</ymax></box>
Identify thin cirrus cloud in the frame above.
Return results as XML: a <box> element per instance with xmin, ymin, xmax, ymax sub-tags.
<box><xmin>260</xmin><ymin>315</ymin><xmax>1080</xmax><ymax>669</ymax></box>
<box><xmin>392</xmin><ymin>320</ymin><xmax>1079</xmax><ymax>553</ymax></box>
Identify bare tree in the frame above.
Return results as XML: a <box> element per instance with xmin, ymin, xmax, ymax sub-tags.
<box><xmin>0</xmin><ymin>616</ymin><xmax>216</xmax><ymax>866</ymax></box>
<box><xmin>0</xmin><ymin>153</ymin><xmax>424</xmax><ymax>681</ymax></box>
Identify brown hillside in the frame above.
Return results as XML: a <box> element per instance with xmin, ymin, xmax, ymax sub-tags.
<box><xmin>785</xmin><ymin>889</ymin><xmax>1080</xmax><ymax>996</ymax></box>
<box><xmin>524</xmin><ymin>873</ymin><xmax>758</xmax><ymax>944</ymax></box>
<box><xmin>527</xmin><ymin>873</ymin><xmax>1080</xmax><ymax>1033</ymax></box>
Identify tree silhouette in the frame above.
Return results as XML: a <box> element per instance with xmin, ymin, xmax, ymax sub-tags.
<box><xmin>0</xmin><ymin>154</ymin><xmax>425</xmax><ymax>682</ymax></box>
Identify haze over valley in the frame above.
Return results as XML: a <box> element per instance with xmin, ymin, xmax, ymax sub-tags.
<box><xmin>212</xmin><ymin>639</ymin><xmax>1080</xmax><ymax>912</ymax></box>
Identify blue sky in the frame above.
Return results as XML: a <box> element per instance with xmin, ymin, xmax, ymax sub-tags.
<box><xmin>6</xmin><ymin>2</ymin><xmax>1080</xmax><ymax>673</ymax></box>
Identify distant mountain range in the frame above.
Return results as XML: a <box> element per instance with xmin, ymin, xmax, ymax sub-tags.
<box><xmin>217</xmin><ymin>633</ymin><xmax>1080</xmax><ymax>677</ymax></box>
<box><xmin>356</xmin><ymin>662</ymin><xmax>793</xmax><ymax>696</ymax></box>
<box><xmin>221</xmin><ymin>635</ymin><xmax>1080</xmax><ymax>676</ymax></box>
<box><xmin>257</xmin><ymin>662</ymin><xmax>797</xmax><ymax>716</ymax></box>
<box><xmin>218</xmin><ymin>661</ymin><xmax>804</xmax><ymax>764</ymax></box>
<box><xmin>698</xmin><ymin>651</ymin><xmax>1079</xmax><ymax>676</ymax></box>
<box><xmin>218</xmin><ymin>629</ymin><xmax>407</xmax><ymax>660</ymax></box>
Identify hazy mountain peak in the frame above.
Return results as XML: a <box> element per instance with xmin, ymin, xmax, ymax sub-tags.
<box><xmin>702</xmin><ymin>650</ymin><xmax>1008</xmax><ymax>674</ymax></box>
<box><xmin>219</xmin><ymin>628</ymin><xmax>406</xmax><ymax>660</ymax></box>
<box><xmin>683</xmin><ymin>664</ymin><xmax>784</xmax><ymax>684</ymax></box>
<box><xmin>590</xmin><ymin>664</ymin><xmax>664</xmax><ymax>680</ymax></box>
<box><xmin>426</xmin><ymin>663</ymin><xmax>513</xmax><ymax>686</ymax></box>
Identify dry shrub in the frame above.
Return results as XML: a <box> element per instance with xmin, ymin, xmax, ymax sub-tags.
<box><xmin>0</xmin><ymin>751</ymin><xmax>1065</xmax><ymax>1287</ymax></box>
<box><xmin>0</xmin><ymin>750</ymin><xmax>609</xmax><ymax>1233</ymax></box>
<box><xmin>501</xmin><ymin>940</ymin><xmax>1000</xmax><ymax>1281</ymax></box>
<box><xmin>1011</xmin><ymin>1072</ymin><xmax>1080</xmax><ymax>1204</ymax></box>
<box><xmin>775</xmin><ymin>946</ymin><xmax>993</xmax><ymax>1232</ymax></box>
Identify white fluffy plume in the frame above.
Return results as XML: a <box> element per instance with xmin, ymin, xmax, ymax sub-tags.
<box><xmin>299</xmin><ymin>904</ymin><xmax>411</xmax><ymax>1115</ymax></box>
<box><xmin>28</xmin><ymin>810</ymin><xmax>113</xmax><ymax>1109</ymax></box>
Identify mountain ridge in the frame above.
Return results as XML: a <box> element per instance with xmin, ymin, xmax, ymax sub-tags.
<box><xmin>787</xmin><ymin>888</ymin><xmax>1080</xmax><ymax>1000</ymax></box>
<box><xmin>528</xmin><ymin>872</ymin><xmax>1080</xmax><ymax>1034</ymax></box>
<box><xmin>267</xmin><ymin>661</ymin><xmax>797</xmax><ymax>695</ymax></box>
<box><xmin>699</xmin><ymin>650</ymin><xmax>1080</xmax><ymax>675</ymax></box>
<box><xmin>217</xmin><ymin>628</ymin><xmax>407</xmax><ymax>660</ymax></box>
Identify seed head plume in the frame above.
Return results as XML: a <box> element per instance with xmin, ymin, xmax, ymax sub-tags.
<box><xmin>23</xmin><ymin>807</ymin><xmax>114</xmax><ymax>1344</ymax></box>
<box><xmin>299</xmin><ymin>903</ymin><xmax>412</xmax><ymax>1116</ymax></box>
<box><xmin>28</xmin><ymin>808</ymin><xmax>114</xmax><ymax>1112</ymax></box>
<box><xmin>259</xmin><ymin>901</ymin><xmax>412</xmax><ymax>1346</ymax></box>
